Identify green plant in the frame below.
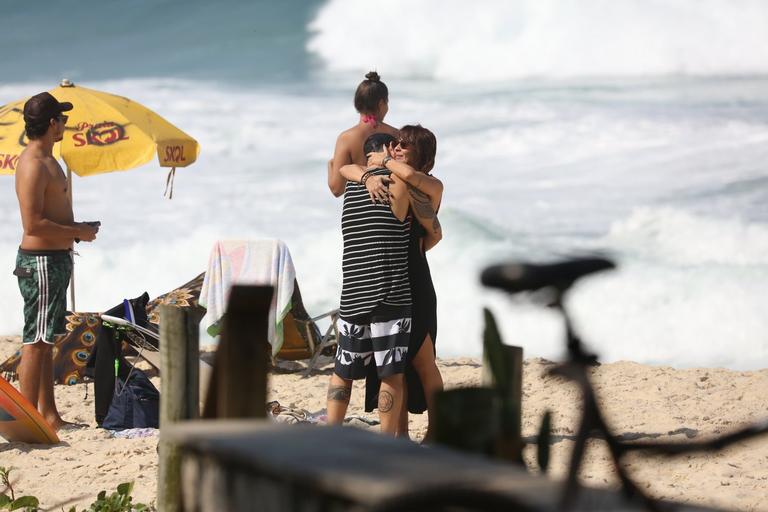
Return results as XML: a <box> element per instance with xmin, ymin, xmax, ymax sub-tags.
<box><xmin>0</xmin><ymin>467</ymin><xmax>40</xmax><ymax>512</ymax></box>
<box><xmin>483</xmin><ymin>308</ymin><xmax>524</xmax><ymax>462</ymax></box>
<box><xmin>0</xmin><ymin>469</ymin><xmax>152</xmax><ymax>512</ymax></box>
<box><xmin>482</xmin><ymin>308</ymin><xmax>510</xmax><ymax>390</ymax></box>
<box><xmin>67</xmin><ymin>482</ymin><xmax>153</xmax><ymax>512</ymax></box>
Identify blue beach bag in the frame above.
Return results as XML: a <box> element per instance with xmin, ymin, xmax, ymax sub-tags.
<box><xmin>102</xmin><ymin>367</ymin><xmax>159</xmax><ymax>430</ymax></box>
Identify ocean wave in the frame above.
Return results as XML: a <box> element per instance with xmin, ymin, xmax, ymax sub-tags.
<box><xmin>563</xmin><ymin>257</ymin><xmax>768</xmax><ymax>369</ymax></box>
<box><xmin>308</xmin><ymin>0</ymin><xmax>768</xmax><ymax>82</ymax></box>
<box><xmin>605</xmin><ymin>207</ymin><xmax>768</xmax><ymax>266</ymax></box>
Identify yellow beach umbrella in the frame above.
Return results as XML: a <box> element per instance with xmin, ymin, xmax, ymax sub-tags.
<box><xmin>0</xmin><ymin>79</ymin><xmax>200</xmax><ymax>309</ymax></box>
<box><xmin>0</xmin><ymin>79</ymin><xmax>199</xmax><ymax>197</ymax></box>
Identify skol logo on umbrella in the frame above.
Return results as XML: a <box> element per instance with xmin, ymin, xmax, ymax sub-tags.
<box><xmin>0</xmin><ymin>106</ymin><xmax>22</xmax><ymax>171</ymax></box>
<box><xmin>0</xmin><ymin>121</ymin><xmax>130</xmax><ymax>172</ymax></box>
<box><xmin>72</xmin><ymin>121</ymin><xmax>130</xmax><ymax>147</ymax></box>
<box><xmin>0</xmin><ymin>153</ymin><xmax>18</xmax><ymax>172</ymax></box>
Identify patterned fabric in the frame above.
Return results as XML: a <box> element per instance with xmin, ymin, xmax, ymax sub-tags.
<box><xmin>334</xmin><ymin>306</ymin><xmax>411</xmax><ymax>380</ymax></box>
<box><xmin>146</xmin><ymin>273</ymin><xmax>205</xmax><ymax>325</ymax></box>
<box><xmin>0</xmin><ymin>312</ymin><xmax>100</xmax><ymax>385</ymax></box>
<box><xmin>0</xmin><ymin>273</ymin><xmax>205</xmax><ymax>385</ymax></box>
<box><xmin>15</xmin><ymin>249</ymin><xmax>73</xmax><ymax>344</ymax></box>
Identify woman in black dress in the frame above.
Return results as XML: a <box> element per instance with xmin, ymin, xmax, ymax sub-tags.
<box><xmin>349</xmin><ymin>125</ymin><xmax>444</xmax><ymax>440</ymax></box>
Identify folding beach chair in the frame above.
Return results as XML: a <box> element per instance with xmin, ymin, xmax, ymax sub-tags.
<box><xmin>100</xmin><ymin>312</ymin><xmax>214</xmax><ymax>404</ymax></box>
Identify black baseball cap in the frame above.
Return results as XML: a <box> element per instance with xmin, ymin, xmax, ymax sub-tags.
<box><xmin>23</xmin><ymin>92</ymin><xmax>73</xmax><ymax>127</ymax></box>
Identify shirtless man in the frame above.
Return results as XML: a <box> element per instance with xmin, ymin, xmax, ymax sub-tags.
<box><xmin>14</xmin><ymin>92</ymin><xmax>99</xmax><ymax>430</ymax></box>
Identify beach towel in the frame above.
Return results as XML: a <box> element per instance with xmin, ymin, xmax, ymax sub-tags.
<box><xmin>199</xmin><ymin>240</ymin><xmax>296</xmax><ymax>355</ymax></box>
<box><xmin>109</xmin><ymin>427</ymin><xmax>158</xmax><ymax>439</ymax></box>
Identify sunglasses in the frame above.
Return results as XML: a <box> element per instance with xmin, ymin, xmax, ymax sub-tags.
<box><xmin>56</xmin><ymin>114</ymin><xmax>69</xmax><ymax>124</ymax></box>
<box><xmin>395</xmin><ymin>139</ymin><xmax>410</xmax><ymax>150</ymax></box>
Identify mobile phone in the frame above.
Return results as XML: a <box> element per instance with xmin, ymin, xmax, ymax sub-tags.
<box><xmin>13</xmin><ymin>267</ymin><xmax>33</xmax><ymax>277</ymax></box>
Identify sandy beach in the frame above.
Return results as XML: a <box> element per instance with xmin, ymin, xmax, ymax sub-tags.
<box><xmin>1</xmin><ymin>334</ymin><xmax>767</xmax><ymax>511</ymax></box>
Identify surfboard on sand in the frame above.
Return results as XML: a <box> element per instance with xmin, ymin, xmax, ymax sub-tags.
<box><xmin>0</xmin><ymin>376</ymin><xmax>59</xmax><ymax>444</ymax></box>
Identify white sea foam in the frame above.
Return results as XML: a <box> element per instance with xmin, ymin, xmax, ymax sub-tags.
<box><xmin>606</xmin><ymin>208</ymin><xmax>768</xmax><ymax>266</ymax></box>
<box><xmin>308</xmin><ymin>0</ymin><xmax>768</xmax><ymax>82</ymax></box>
<box><xmin>406</xmin><ymin>207</ymin><xmax>768</xmax><ymax>370</ymax></box>
<box><xmin>577</xmin><ymin>208</ymin><xmax>768</xmax><ymax>369</ymax></box>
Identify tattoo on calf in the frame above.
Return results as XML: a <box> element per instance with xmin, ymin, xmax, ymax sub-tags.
<box><xmin>327</xmin><ymin>385</ymin><xmax>351</xmax><ymax>403</ymax></box>
<box><xmin>378</xmin><ymin>390</ymin><xmax>395</xmax><ymax>412</ymax></box>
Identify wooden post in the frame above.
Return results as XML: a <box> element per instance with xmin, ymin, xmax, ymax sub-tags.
<box><xmin>202</xmin><ymin>285</ymin><xmax>272</xmax><ymax>419</ymax></box>
<box><xmin>433</xmin><ymin>387</ymin><xmax>500</xmax><ymax>455</ymax></box>
<box><xmin>483</xmin><ymin>344</ymin><xmax>524</xmax><ymax>463</ymax></box>
<box><xmin>158</xmin><ymin>305</ymin><xmax>200</xmax><ymax>512</ymax></box>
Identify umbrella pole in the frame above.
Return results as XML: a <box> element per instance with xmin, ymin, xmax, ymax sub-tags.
<box><xmin>67</xmin><ymin>167</ymin><xmax>76</xmax><ymax>312</ymax></box>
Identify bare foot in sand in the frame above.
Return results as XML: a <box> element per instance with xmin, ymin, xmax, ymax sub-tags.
<box><xmin>47</xmin><ymin>416</ymin><xmax>89</xmax><ymax>431</ymax></box>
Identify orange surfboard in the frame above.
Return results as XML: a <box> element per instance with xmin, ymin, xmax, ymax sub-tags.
<box><xmin>0</xmin><ymin>376</ymin><xmax>59</xmax><ymax>444</ymax></box>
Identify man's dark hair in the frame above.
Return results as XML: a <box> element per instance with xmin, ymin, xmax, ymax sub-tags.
<box><xmin>354</xmin><ymin>71</ymin><xmax>388</xmax><ymax>115</ymax></box>
<box><xmin>25</xmin><ymin>121</ymin><xmax>50</xmax><ymax>140</ymax></box>
<box><xmin>399</xmin><ymin>125</ymin><xmax>437</xmax><ymax>173</ymax></box>
<box><xmin>23</xmin><ymin>92</ymin><xmax>72</xmax><ymax>140</ymax></box>
<box><xmin>363</xmin><ymin>133</ymin><xmax>397</xmax><ymax>155</ymax></box>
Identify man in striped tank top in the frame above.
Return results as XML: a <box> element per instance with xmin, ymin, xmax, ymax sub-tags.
<box><xmin>326</xmin><ymin>133</ymin><xmax>412</xmax><ymax>435</ymax></box>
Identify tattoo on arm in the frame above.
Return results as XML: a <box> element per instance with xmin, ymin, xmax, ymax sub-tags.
<box><xmin>408</xmin><ymin>186</ymin><xmax>435</xmax><ymax>219</ymax></box>
<box><xmin>378</xmin><ymin>390</ymin><xmax>394</xmax><ymax>412</ymax></box>
<box><xmin>327</xmin><ymin>385</ymin><xmax>351</xmax><ymax>403</ymax></box>
<box><xmin>431</xmin><ymin>215</ymin><xmax>441</xmax><ymax>234</ymax></box>
<box><xmin>408</xmin><ymin>185</ymin><xmax>441</xmax><ymax>234</ymax></box>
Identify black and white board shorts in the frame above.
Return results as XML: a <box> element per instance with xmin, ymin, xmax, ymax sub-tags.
<box><xmin>334</xmin><ymin>305</ymin><xmax>411</xmax><ymax>380</ymax></box>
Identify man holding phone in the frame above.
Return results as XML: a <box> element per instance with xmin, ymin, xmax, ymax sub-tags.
<box><xmin>14</xmin><ymin>92</ymin><xmax>100</xmax><ymax>430</ymax></box>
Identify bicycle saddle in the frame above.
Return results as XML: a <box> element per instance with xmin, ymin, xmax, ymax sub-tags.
<box><xmin>481</xmin><ymin>257</ymin><xmax>615</xmax><ymax>294</ymax></box>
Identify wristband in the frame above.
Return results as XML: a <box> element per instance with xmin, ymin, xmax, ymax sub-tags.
<box><xmin>382</xmin><ymin>155</ymin><xmax>392</xmax><ymax>167</ymax></box>
<box><xmin>360</xmin><ymin>170</ymin><xmax>373</xmax><ymax>185</ymax></box>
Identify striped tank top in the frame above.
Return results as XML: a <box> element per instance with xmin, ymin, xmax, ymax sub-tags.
<box><xmin>339</xmin><ymin>169</ymin><xmax>411</xmax><ymax>320</ymax></box>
